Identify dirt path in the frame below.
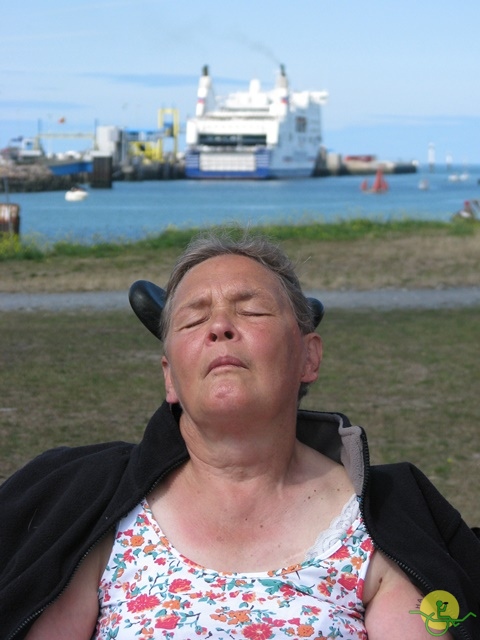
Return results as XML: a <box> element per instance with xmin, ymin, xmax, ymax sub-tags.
<box><xmin>2</xmin><ymin>287</ymin><xmax>480</xmax><ymax>312</ymax></box>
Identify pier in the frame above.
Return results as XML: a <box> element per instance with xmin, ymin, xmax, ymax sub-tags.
<box><xmin>0</xmin><ymin>203</ymin><xmax>20</xmax><ymax>236</ymax></box>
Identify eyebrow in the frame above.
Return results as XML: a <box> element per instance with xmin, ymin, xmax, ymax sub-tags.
<box><xmin>174</xmin><ymin>287</ymin><xmax>277</xmax><ymax>316</ymax></box>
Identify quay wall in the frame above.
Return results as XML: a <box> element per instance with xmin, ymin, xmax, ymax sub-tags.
<box><xmin>0</xmin><ymin>159</ymin><xmax>186</xmax><ymax>193</ymax></box>
<box><xmin>1</xmin><ymin>155</ymin><xmax>415</xmax><ymax>193</ymax></box>
<box><xmin>0</xmin><ymin>164</ymin><xmax>90</xmax><ymax>193</ymax></box>
<box><xmin>316</xmin><ymin>151</ymin><xmax>416</xmax><ymax>176</ymax></box>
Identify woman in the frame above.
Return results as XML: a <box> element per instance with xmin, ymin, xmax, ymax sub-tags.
<box><xmin>1</xmin><ymin>234</ymin><xmax>478</xmax><ymax>639</ymax></box>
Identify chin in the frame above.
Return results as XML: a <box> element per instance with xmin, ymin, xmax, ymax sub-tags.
<box><xmin>206</xmin><ymin>388</ymin><xmax>253</xmax><ymax>413</ymax></box>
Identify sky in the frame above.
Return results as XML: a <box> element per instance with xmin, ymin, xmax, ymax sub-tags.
<box><xmin>2</xmin><ymin>0</ymin><xmax>480</xmax><ymax>166</ymax></box>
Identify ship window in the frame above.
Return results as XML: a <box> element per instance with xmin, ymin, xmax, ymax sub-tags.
<box><xmin>295</xmin><ymin>117</ymin><xmax>307</xmax><ymax>133</ymax></box>
<box><xmin>198</xmin><ymin>134</ymin><xmax>267</xmax><ymax>147</ymax></box>
<box><xmin>241</xmin><ymin>134</ymin><xmax>267</xmax><ymax>146</ymax></box>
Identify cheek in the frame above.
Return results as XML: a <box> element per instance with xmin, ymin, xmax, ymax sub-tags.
<box><xmin>162</xmin><ymin>337</ymin><xmax>198</xmax><ymax>386</ymax></box>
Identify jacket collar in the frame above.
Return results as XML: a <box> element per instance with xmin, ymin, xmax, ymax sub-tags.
<box><xmin>132</xmin><ymin>402</ymin><xmax>368</xmax><ymax>498</ymax></box>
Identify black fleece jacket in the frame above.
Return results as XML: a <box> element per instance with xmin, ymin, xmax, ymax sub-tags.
<box><xmin>1</xmin><ymin>402</ymin><xmax>479</xmax><ymax>639</ymax></box>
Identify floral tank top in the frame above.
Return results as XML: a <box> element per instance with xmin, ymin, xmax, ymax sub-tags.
<box><xmin>94</xmin><ymin>495</ymin><xmax>373</xmax><ymax>639</ymax></box>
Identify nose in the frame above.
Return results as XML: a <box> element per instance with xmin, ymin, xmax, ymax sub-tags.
<box><xmin>207</xmin><ymin>309</ymin><xmax>237</xmax><ymax>343</ymax></box>
<box><xmin>209</xmin><ymin>329</ymin><xmax>234</xmax><ymax>342</ymax></box>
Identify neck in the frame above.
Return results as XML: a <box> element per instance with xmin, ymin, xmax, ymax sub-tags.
<box><xmin>177</xmin><ymin>406</ymin><xmax>301</xmax><ymax>487</ymax></box>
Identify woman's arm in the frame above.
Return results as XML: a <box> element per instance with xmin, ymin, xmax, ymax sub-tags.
<box><xmin>25</xmin><ymin>533</ymin><xmax>113</xmax><ymax>640</ymax></box>
<box><xmin>364</xmin><ymin>551</ymin><xmax>453</xmax><ymax>640</ymax></box>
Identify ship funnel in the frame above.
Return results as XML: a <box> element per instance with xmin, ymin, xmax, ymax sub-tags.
<box><xmin>276</xmin><ymin>64</ymin><xmax>288</xmax><ymax>90</ymax></box>
<box><xmin>196</xmin><ymin>65</ymin><xmax>215</xmax><ymax>116</ymax></box>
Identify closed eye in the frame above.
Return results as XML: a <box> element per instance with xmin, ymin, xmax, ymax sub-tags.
<box><xmin>178</xmin><ymin>316</ymin><xmax>208</xmax><ymax>330</ymax></box>
<box><xmin>240</xmin><ymin>310</ymin><xmax>272</xmax><ymax>317</ymax></box>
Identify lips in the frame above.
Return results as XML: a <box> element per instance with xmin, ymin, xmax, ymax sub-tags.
<box><xmin>207</xmin><ymin>356</ymin><xmax>247</xmax><ymax>374</ymax></box>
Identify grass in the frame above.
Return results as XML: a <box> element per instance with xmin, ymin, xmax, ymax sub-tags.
<box><xmin>1</xmin><ymin>219</ymin><xmax>480</xmax><ymax>293</ymax></box>
<box><xmin>0</xmin><ymin>218</ymin><xmax>477</xmax><ymax>261</ymax></box>
<box><xmin>1</xmin><ymin>306</ymin><xmax>479</xmax><ymax>526</ymax></box>
<box><xmin>1</xmin><ymin>220</ymin><xmax>479</xmax><ymax>527</ymax></box>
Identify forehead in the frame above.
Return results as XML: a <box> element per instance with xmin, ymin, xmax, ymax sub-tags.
<box><xmin>173</xmin><ymin>254</ymin><xmax>287</xmax><ymax>304</ymax></box>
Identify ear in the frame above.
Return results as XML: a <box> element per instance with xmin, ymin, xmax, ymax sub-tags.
<box><xmin>300</xmin><ymin>333</ymin><xmax>323</xmax><ymax>384</ymax></box>
<box><xmin>162</xmin><ymin>355</ymin><xmax>180</xmax><ymax>404</ymax></box>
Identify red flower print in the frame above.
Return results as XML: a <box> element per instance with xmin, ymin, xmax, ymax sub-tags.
<box><xmin>243</xmin><ymin>622</ymin><xmax>274</xmax><ymax>639</ymax></box>
<box><xmin>168</xmin><ymin>578</ymin><xmax>192</xmax><ymax>593</ymax></box>
<box><xmin>214</xmin><ymin>577</ymin><xmax>227</xmax><ymax>588</ymax></box>
<box><xmin>356</xmin><ymin>577</ymin><xmax>365</xmax><ymax>600</ymax></box>
<box><xmin>317</xmin><ymin>582</ymin><xmax>332</xmax><ymax>597</ymax></box>
<box><xmin>242</xmin><ymin>592</ymin><xmax>256</xmax><ymax>603</ymax></box>
<box><xmin>155</xmin><ymin>614</ymin><xmax>180</xmax><ymax>630</ymax></box>
<box><xmin>126</xmin><ymin>594</ymin><xmax>161</xmax><ymax>613</ymax></box>
<box><xmin>338</xmin><ymin>573</ymin><xmax>357</xmax><ymax>591</ymax></box>
<box><xmin>262</xmin><ymin>617</ymin><xmax>286</xmax><ymax>628</ymax></box>
<box><xmin>280</xmin><ymin>583</ymin><xmax>297</xmax><ymax>598</ymax></box>
<box><xmin>360</xmin><ymin>538</ymin><xmax>374</xmax><ymax>552</ymax></box>
<box><xmin>330</xmin><ymin>545</ymin><xmax>350</xmax><ymax>560</ymax></box>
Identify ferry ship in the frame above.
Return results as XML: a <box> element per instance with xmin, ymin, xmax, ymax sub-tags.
<box><xmin>185</xmin><ymin>65</ymin><xmax>328</xmax><ymax>179</ymax></box>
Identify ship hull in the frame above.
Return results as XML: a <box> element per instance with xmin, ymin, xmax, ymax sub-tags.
<box><xmin>185</xmin><ymin>149</ymin><xmax>314</xmax><ymax>180</ymax></box>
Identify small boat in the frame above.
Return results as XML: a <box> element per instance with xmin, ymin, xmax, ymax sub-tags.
<box><xmin>360</xmin><ymin>168</ymin><xmax>389</xmax><ymax>193</ymax></box>
<box><xmin>65</xmin><ymin>185</ymin><xmax>88</xmax><ymax>202</ymax></box>
<box><xmin>448</xmin><ymin>172</ymin><xmax>469</xmax><ymax>183</ymax></box>
<box><xmin>418</xmin><ymin>179</ymin><xmax>429</xmax><ymax>190</ymax></box>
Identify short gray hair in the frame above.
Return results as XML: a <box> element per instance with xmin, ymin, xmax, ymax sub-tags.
<box><xmin>160</xmin><ymin>232</ymin><xmax>317</xmax><ymax>401</ymax></box>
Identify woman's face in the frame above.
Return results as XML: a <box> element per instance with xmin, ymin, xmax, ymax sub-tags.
<box><xmin>162</xmin><ymin>254</ymin><xmax>321</xmax><ymax>426</ymax></box>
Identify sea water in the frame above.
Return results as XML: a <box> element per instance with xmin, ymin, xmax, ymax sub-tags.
<box><xmin>9</xmin><ymin>165</ymin><xmax>480</xmax><ymax>244</ymax></box>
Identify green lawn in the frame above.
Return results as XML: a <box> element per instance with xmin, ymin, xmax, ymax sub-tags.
<box><xmin>1</xmin><ymin>305</ymin><xmax>479</xmax><ymax>526</ymax></box>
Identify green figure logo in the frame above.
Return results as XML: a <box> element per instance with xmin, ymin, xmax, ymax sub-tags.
<box><xmin>409</xmin><ymin>590</ymin><xmax>476</xmax><ymax>636</ymax></box>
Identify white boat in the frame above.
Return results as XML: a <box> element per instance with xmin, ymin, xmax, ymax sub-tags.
<box><xmin>448</xmin><ymin>172</ymin><xmax>469</xmax><ymax>183</ymax></box>
<box><xmin>185</xmin><ymin>65</ymin><xmax>328</xmax><ymax>179</ymax></box>
<box><xmin>65</xmin><ymin>186</ymin><xmax>88</xmax><ymax>202</ymax></box>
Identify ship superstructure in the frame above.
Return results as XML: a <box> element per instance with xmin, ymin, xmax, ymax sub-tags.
<box><xmin>185</xmin><ymin>65</ymin><xmax>328</xmax><ymax>179</ymax></box>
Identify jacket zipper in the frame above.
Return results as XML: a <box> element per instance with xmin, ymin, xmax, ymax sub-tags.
<box><xmin>358</xmin><ymin>432</ymin><xmax>471</xmax><ymax>640</ymax></box>
<box><xmin>8</xmin><ymin>457</ymin><xmax>188</xmax><ymax>640</ymax></box>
